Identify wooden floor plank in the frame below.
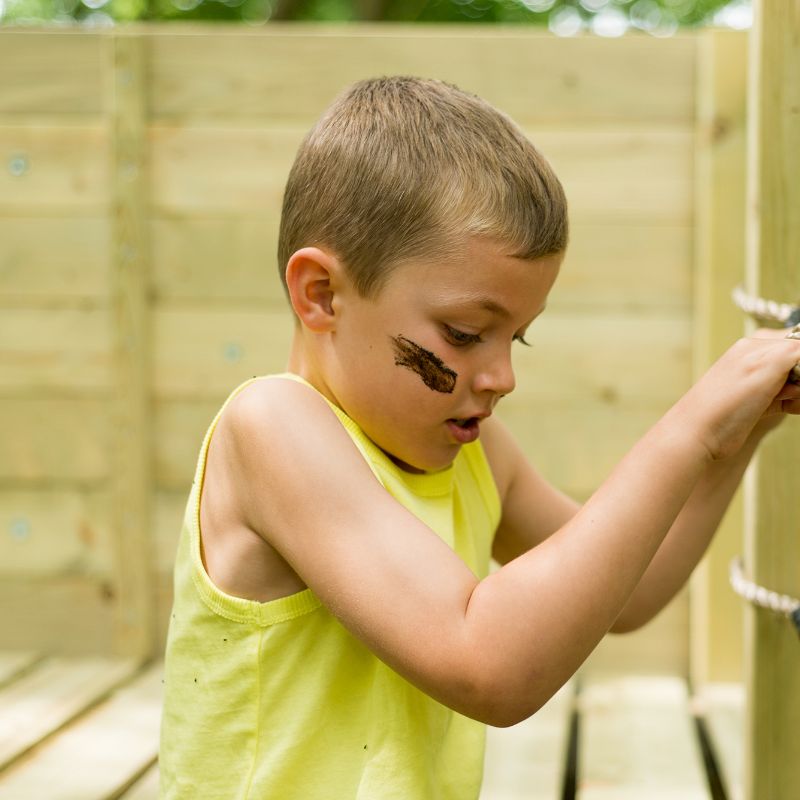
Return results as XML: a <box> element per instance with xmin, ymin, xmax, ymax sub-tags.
<box><xmin>576</xmin><ymin>675</ymin><xmax>710</xmax><ymax>800</ymax></box>
<box><xmin>694</xmin><ymin>683</ymin><xmax>744</xmax><ymax>800</ymax></box>
<box><xmin>119</xmin><ymin>763</ymin><xmax>160</xmax><ymax>800</ymax></box>
<box><xmin>481</xmin><ymin>680</ymin><xmax>574</xmax><ymax>800</ymax></box>
<box><xmin>0</xmin><ymin>652</ymin><xmax>42</xmax><ymax>689</ymax></box>
<box><xmin>0</xmin><ymin>656</ymin><xmax>140</xmax><ymax>771</ymax></box>
<box><xmin>0</xmin><ymin>662</ymin><xmax>162</xmax><ymax>800</ymax></box>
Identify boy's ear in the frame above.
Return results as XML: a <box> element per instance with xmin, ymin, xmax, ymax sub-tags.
<box><xmin>284</xmin><ymin>247</ymin><xmax>343</xmax><ymax>332</ymax></box>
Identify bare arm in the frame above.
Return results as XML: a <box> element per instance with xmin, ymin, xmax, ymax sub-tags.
<box><xmin>230</xmin><ymin>337</ymin><xmax>800</xmax><ymax>728</ymax></box>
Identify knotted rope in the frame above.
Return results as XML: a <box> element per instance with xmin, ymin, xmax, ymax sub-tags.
<box><xmin>729</xmin><ymin>557</ymin><xmax>800</xmax><ymax>637</ymax></box>
<box><xmin>729</xmin><ymin>287</ymin><xmax>800</xmax><ymax>637</ymax></box>
<box><xmin>732</xmin><ymin>286</ymin><xmax>800</xmax><ymax>383</ymax></box>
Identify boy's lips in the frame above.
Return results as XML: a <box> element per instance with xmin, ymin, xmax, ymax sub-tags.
<box><xmin>445</xmin><ymin>412</ymin><xmax>490</xmax><ymax>444</ymax></box>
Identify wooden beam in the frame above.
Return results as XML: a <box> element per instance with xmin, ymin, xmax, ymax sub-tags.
<box><xmin>109</xmin><ymin>31</ymin><xmax>156</xmax><ymax>659</ymax></box>
<box><xmin>743</xmin><ymin>2</ymin><xmax>800</xmax><ymax>797</ymax></box>
<box><xmin>690</xmin><ymin>29</ymin><xmax>748</xmax><ymax>687</ymax></box>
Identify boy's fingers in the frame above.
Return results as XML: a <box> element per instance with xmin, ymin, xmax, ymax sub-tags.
<box><xmin>781</xmin><ymin>397</ymin><xmax>800</xmax><ymax>415</ymax></box>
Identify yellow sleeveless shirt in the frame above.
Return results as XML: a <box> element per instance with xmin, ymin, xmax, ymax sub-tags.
<box><xmin>159</xmin><ymin>373</ymin><xmax>501</xmax><ymax>799</ymax></box>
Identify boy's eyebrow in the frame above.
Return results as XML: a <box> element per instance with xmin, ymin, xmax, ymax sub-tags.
<box><xmin>444</xmin><ymin>295</ymin><xmax>548</xmax><ymax>320</ymax></box>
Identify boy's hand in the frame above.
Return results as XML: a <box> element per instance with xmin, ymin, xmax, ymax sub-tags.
<box><xmin>675</xmin><ymin>330</ymin><xmax>800</xmax><ymax>461</ymax></box>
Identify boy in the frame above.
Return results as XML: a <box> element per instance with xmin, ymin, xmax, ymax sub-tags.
<box><xmin>159</xmin><ymin>76</ymin><xmax>800</xmax><ymax>799</ymax></box>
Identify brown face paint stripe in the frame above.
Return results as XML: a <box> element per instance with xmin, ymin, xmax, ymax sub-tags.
<box><xmin>390</xmin><ymin>334</ymin><xmax>457</xmax><ymax>394</ymax></box>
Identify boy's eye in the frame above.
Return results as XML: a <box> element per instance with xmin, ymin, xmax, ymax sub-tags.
<box><xmin>513</xmin><ymin>333</ymin><xmax>532</xmax><ymax>347</ymax></box>
<box><xmin>443</xmin><ymin>324</ymin><xmax>482</xmax><ymax>346</ymax></box>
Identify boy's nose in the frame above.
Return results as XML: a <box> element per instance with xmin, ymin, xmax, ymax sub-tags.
<box><xmin>473</xmin><ymin>354</ymin><xmax>516</xmax><ymax>398</ymax></box>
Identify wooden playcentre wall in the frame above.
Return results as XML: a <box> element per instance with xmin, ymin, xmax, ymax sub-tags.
<box><xmin>0</xmin><ymin>25</ymin><xmax>742</xmax><ymax>679</ymax></box>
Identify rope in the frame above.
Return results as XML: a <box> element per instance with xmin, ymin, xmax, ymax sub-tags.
<box><xmin>731</xmin><ymin>287</ymin><xmax>800</xmax><ymax>383</ymax></box>
<box><xmin>729</xmin><ymin>557</ymin><xmax>800</xmax><ymax>636</ymax></box>
<box><xmin>732</xmin><ymin>286</ymin><xmax>800</xmax><ymax>327</ymax></box>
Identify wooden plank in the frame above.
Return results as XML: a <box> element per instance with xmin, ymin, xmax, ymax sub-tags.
<box><xmin>576</xmin><ymin>676</ymin><xmax>709</xmax><ymax>799</ymax></box>
<box><xmin>0</xmin><ymin>577</ymin><xmax>117</xmax><ymax>656</ymax></box>
<box><xmin>742</xmin><ymin>2</ymin><xmax>800</xmax><ymax>797</ymax></box>
<box><xmin>109</xmin><ymin>31</ymin><xmax>156</xmax><ymax>659</ymax></box>
<box><xmin>0</xmin><ymin>656</ymin><xmax>139</xmax><ymax>771</ymax></box>
<box><xmin>0</xmin><ymin>126</ymin><xmax>109</xmax><ymax>213</ymax></box>
<box><xmin>0</xmin><ymin>487</ymin><xmax>112</xmax><ymax>577</ymax></box>
<box><xmin>0</xmin><ymin>217</ymin><xmax>110</xmax><ymax>304</ymax></box>
<box><xmin>152</xmin><ymin>307</ymin><xmax>294</xmax><ymax>399</ymax></box>
<box><xmin>0</xmin><ymin>662</ymin><xmax>162</xmax><ymax>800</ymax></box>
<box><xmin>482</xmin><ymin>680</ymin><xmax>574</xmax><ymax>800</ymax></box>
<box><xmin>154</xmin><ymin>398</ymin><xmax>220</xmax><ymax>490</ymax></box>
<box><xmin>0</xmin><ymin>308</ymin><xmax>112</xmax><ymax>392</ymax></box>
<box><xmin>693</xmin><ymin>683</ymin><xmax>744</xmax><ymax>800</ymax></box>
<box><xmin>580</xmin><ymin>591</ymin><xmax>689</xmax><ymax>679</ymax></box>
<box><xmin>689</xmin><ymin>29</ymin><xmax>748</xmax><ymax>687</ymax></box>
<box><xmin>120</xmin><ymin>764</ymin><xmax>160</xmax><ymax>800</ymax></box>
<box><xmin>481</xmin><ymin>681</ymin><xmax>575</xmax><ymax>800</ymax></box>
<box><xmin>511</xmin><ymin>311</ymin><xmax>692</xmax><ymax>405</ymax></box>
<box><xmin>145</xmin><ymin>26</ymin><xmax>695</xmax><ymax>125</ymax></box>
<box><xmin>0</xmin><ymin>653</ymin><xmax>41</xmax><ymax>690</ymax></box>
<box><xmin>151</xmin><ymin>214</ymin><xmax>286</xmax><ymax>306</ymax></box>
<box><xmin>0</xmin><ymin>31</ymin><xmax>107</xmax><ymax>117</ymax></box>
<box><xmin>0</xmin><ymin>396</ymin><xmax>109</xmax><ymax>482</ymax></box>
<box><xmin>148</xmin><ymin>125</ymin><xmax>692</xmax><ymax>224</ymax></box>
<box><xmin>150</xmin><ymin>218</ymin><xmax>691</xmax><ymax>313</ymax></box>
<box><xmin>559</xmin><ymin>223</ymin><xmax>692</xmax><ymax>314</ymax></box>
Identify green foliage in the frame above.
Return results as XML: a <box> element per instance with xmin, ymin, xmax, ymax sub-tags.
<box><xmin>0</xmin><ymin>0</ymin><xmax>742</xmax><ymax>30</ymax></box>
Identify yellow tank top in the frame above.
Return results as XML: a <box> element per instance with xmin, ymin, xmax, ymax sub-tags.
<box><xmin>159</xmin><ymin>373</ymin><xmax>501</xmax><ymax>799</ymax></box>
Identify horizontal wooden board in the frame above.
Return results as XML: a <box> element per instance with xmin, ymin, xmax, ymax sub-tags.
<box><xmin>0</xmin><ymin>396</ymin><xmax>109</xmax><ymax>482</ymax></box>
<box><xmin>0</xmin><ymin>662</ymin><xmax>162</xmax><ymax>800</ymax></box>
<box><xmin>0</xmin><ymin>576</ymin><xmax>118</xmax><ymax>655</ymax></box>
<box><xmin>577</xmin><ymin>675</ymin><xmax>709</xmax><ymax>799</ymax></box>
<box><xmin>511</xmin><ymin>310</ymin><xmax>692</xmax><ymax>404</ymax></box>
<box><xmin>150</xmin><ymin>217</ymin><xmax>691</xmax><ymax>313</ymax></box>
<box><xmin>559</xmin><ymin>223</ymin><xmax>692</xmax><ymax>313</ymax></box>
<box><xmin>0</xmin><ymin>125</ymin><xmax>109</xmax><ymax>213</ymax></box>
<box><xmin>144</xmin><ymin>25</ymin><xmax>695</xmax><ymax>125</ymax></box>
<box><xmin>150</xmin><ymin>213</ymin><xmax>286</xmax><ymax>306</ymax></box>
<box><xmin>580</xmin><ymin>588</ymin><xmax>689</xmax><ymax>679</ymax></box>
<box><xmin>147</xmin><ymin>124</ymin><xmax>692</xmax><ymax>224</ymax></box>
<box><xmin>0</xmin><ymin>655</ymin><xmax>139</xmax><ymax>771</ymax></box>
<box><xmin>0</xmin><ymin>217</ymin><xmax>110</xmax><ymax>304</ymax></box>
<box><xmin>0</xmin><ymin>652</ymin><xmax>41</xmax><ymax>690</ymax></box>
<box><xmin>496</xmin><ymin>403</ymin><xmax>673</xmax><ymax>501</ymax></box>
<box><xmin>482</xmin><ymin>680</ymin><xmax>574</xmax><ymax>800</ymax></box>
<box><xmin>0</xmin><ymin>31</ymin><xmax>107</xmax><ymax>117</ymax></box>
<box><xmin>0</xmin><ymin>308</ymin><xmax>112</xmax><ymax>392</ymax></box>
<box><xmin>153</xmin><ymin>398</ymin><xmax>219</xmax><ymax>490</ymax></box>
<box><xmin>152</xmin><ymin>306</ymin><xmax>294</xmax><ymax>398</ymax></box>
<box><xmin>120</xmin><ymin>763</ymin><xmax>160</xmax><ymax>799</ymax></box>
<box><xmin>0</xmin><ymin>488</ymin><xmax>112</xmax><ymax>578</ymax></box>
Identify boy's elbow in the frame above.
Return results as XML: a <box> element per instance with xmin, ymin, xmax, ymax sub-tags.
<box><xmin>453</xmin><ymin>661</ymin><xmax>545</xmax><ymax>728</ymax></box>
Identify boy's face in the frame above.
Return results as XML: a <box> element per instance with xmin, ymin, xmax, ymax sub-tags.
<box><xmin>324</xmin><ymin>237</ymin><xmax>561</xmax><ymax>473</ymax></box>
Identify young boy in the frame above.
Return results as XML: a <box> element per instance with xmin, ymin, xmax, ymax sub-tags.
<box><xmin>159</xmin><ymin>76</ymin><xmax>800</xmax><ymax>799</ymax></box>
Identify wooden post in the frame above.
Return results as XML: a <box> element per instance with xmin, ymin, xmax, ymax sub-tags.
<box><xmin>109</xmin><ymin>31</ymin><xmax>156</xmax><ymax>659</ymax></box>
<box><xmin>743</xmin><ymin>2</ymin><xmax>800</xmax><ymax>797</ymax></box>
<box><xmin>691</xmin><ymin>29</ymin><xmax>748</xmax><ymax>687</ymax></box>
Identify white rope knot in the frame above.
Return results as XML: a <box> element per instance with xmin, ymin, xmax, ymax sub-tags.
<box><xmin>732</xmin><ymin>286</ymin><xmax>800</xmax><ymax>327</ymax></box>
<box><xmin>731</xmin><ymin>288</ymin><xmax>800</xmax><ymax>383</ymax></box>
<box><xmin>729</xmin><ymin>557</ymin><xmax>800</xmax><ymax>636</ymax></box>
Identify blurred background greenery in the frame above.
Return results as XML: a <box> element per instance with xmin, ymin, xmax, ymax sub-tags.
<box><xmin>0</xmin><ymin>0</ymin><xmax>752</xmax><ymax>34</ymax></box>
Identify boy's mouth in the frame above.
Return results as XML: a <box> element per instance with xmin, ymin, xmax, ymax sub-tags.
<box><xmin>446</xmin><ymin>416</ymin><xmax>482</xmax><ymax>444</ymax></box>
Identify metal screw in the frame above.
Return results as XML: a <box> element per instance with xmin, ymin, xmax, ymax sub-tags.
<box><xmin>223</xmin><ymin>342</ymin><xmax>244</xmax><ymax>363</ymax></box>
<box><xmin>8</xmin><ymin>155</ymin><xmax>28</xmax><ymax>177</ymax></box>
<box><xmin>9</xmin><ymin>517</ymin><xmax>31</xmax><ymax>541</ymax></box>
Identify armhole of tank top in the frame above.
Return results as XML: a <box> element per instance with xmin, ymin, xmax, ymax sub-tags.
<box><xmin>188</xmin><ymin>375</ymin><xmax>324</xmax><ymax>627</ymax></box>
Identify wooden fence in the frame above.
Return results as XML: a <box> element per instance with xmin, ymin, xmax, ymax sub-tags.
<box><xmin>0</xmin><ymin>24</ymin><xmax>743</xmax><ymax>685</ymax></box>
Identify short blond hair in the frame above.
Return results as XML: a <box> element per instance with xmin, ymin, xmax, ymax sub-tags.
<box><xmin>278</xmin><ymin>76</ymin><xmax>568</xmax><ymax>298</ymax></box>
